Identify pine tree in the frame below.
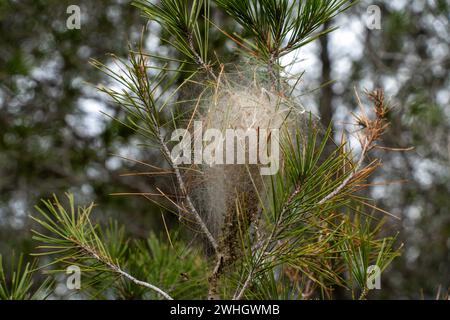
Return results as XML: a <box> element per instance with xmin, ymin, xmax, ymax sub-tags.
<box><xmin>1</xmin><ymin>0</ymin><xmax>401</xmax><ymax>300</ymax></box>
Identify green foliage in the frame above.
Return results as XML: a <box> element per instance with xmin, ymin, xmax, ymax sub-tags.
<box><xmin>91</xmin><ymin>46</ymin><xmax>190</xmax><ymax>146</ymax></box>
<box><xmin>215</xmin><ymin>0</ymin><xmax>352</xmax><ymax>61</ymax></box>
<box><xmin>31</xmin><ymin>193</ymin><xmax>114</xmax><ymax>273</ymax></box>
<box><xmin>31</xmin><ymin>193</ymin><xmax>207</xmax><ymax>299</ymax></box>
<box><xmin>339</xmin><ymin>216</ymin><xmax>400</xmax><ymax>294</ymax></box>
<box><xmin>125</xmin><ymin>234</ymin><xmax>208</xmax><ymax>299</ymax></box>
<box><xmin>0</xmin><ymin>254</ymin><xmax>52</xmax><ymax>300</ymax></box>
<box><xmin>133</xmin><ymin>0</ymin><xmax>214</xmax><ymax>75</ymax></box>
<box><xmin>227</xmin><ymin>121</ymin><xmax>401</xmax><ymax>299</ymax></box>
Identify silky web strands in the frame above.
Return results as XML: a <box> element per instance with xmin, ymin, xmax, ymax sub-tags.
<box><xmin>177</xmin><ymin>66</ymin><xmax>308</xmax><ymax>244</ymax></box>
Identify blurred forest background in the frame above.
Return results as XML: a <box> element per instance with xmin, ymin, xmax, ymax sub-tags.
<box><xmin>0</xmin><ymin>0</ymin><xmax>448</xmax><ymax>299</ymax></box>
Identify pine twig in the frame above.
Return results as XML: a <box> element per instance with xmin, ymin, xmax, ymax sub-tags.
<box><xmin>359</xmin><ymin>287</ymin><xmax>369</xmax><ymax>300</ymax></box>
<box><xmin>207</xmin><ymin>254</ymin><xmax>224</xmax><ymax>300</ymax></box>
<box><xmin>187</xmin><ymin>32</ymin><xmax>217</xmax><ymax>81</ymax></box>
<box><xmin>233</xmin><ymin>184</ymin><xmax>302</xmax><ymax>300</ymax></box>
<box><xmin>319</xmin><ymin>89</ymin><xmax>390</xmax><ymax>206</ymax></box>
<box><xmin>318</xmin><ymin>143</ymin><xmax>369</xmax><ymax>206</ymax></box>
<box><xmin>77</xmin><ymin>241</ymin><xmax>173</xmax><ymax>300</ymax></box>
<box><xmin>158</xmin><ymin>133</ymin><xmax>219</xmax><ymax>253</ymax></box>
<box><xmin>234</xmin><ymin>270</ymin><xmax>254</xmax><ymax>300</ymax></box>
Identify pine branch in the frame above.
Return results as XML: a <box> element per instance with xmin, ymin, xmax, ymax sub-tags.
<box><xmin>234</xmin><ymin>90</ymin><xmax>392</xmax><ymax>299</ymax></box>
<box><xmin>158</xmin><ymin>133</ymin><xmax>219</xmax><ymax>253</ymax></box>
<box><xmin>317</xmin><ymin>143</ymin><xmax>368</xmax><ymax>206</ymax></box>
<box><xmin>76</xmin><ymin>241</ymin><xmax>173</xmax><ymax>300</ymax></box>
<box><xmin>207</xmin><ymin>254</ymin><xmax>224</xmax><ymax>300</ymax></box>
<box><xmin>318</xmin><ymin>89</ymin><xmax>390</xmax><ymax>205</ymax></box>
<box><xmin>187</xmin><ymin>31</ymin><xmax>217</xmax><ymax>80</ymax></box>
<box><xmin>31</xmin><ymin>194</ymin><xmax>174</xmax><ymax>300</ymax></box>
<box><xmin>94</xmin><ymin>45</ymin><xmax>218</xmax><ymax>254</ymax></box>
<box><xmin>234</xmin><ymin>270</ymin><xmax>254</xmax><ymax>300</ymax></box>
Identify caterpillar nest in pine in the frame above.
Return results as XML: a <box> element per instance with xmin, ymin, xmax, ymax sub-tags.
<box><xmin>184</xmin><ymin>69</ymin><xmax>307</xmax><ymax>251</ymax></box>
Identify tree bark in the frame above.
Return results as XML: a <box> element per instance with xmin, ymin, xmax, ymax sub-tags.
<box><xmin>319</xmin><ymin>22</ymin><xmax>334</xmax><ymax>129</ymax></box>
